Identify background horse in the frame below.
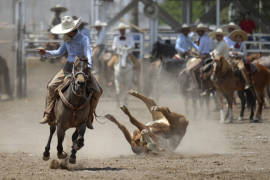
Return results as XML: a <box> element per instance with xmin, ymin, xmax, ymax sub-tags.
<box><xmin>43</xmin><ymin>57</ymin><xmax>92</xmax><ymax>164</ymax></box>
<box><xmin>151</xmin><ymin>41</ymin><xmax>185</xmax><ymax>77</ymax></box>
<box><xmin>177</xmin><ymin>58</ymin><xmax>213</xmax><ymax>118</ymax></box>
<box><xmin>208</xmin><ymin>56</ymin><xmax>270</xmax><ymax>122</ymax></box>
<box><xmin>150</xmin><ymin>41</ymin><xmax>186</xmax><ymax>101</ymax></box>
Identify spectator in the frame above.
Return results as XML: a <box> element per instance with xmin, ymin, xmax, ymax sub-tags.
<box><xmin>239</xmin><ymin>14</ymin><xmax>256</xmax><ymax>34</ymax></box>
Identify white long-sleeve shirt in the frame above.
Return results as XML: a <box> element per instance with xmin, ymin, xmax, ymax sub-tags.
<box><xmin>112</xmin><ymin>33</ymin><xmax>135</xmax><ymax>67</ymax></box>
<box><xmin>229</xmin><ymin>42</ymin><xmax>246</xmax><ymax>58</ymax></box>
<box><xmin>211</xmin><ymin>40</ymin><xmax>229</xmax><ymax>59</ymax></box>
<box><xmin>112</xmin><ymin>33</ymin><xmax>134</xmax><ymax>53</ymax></box>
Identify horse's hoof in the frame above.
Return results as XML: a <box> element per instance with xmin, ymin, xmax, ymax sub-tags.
<box><xmin>43</xmin><ymin>155</ymin><xmax>50</xmax><ymax>161</ymax></box>
<box><xmin>251</xmin><ymin>119</ymin><xmax>260</xmax><ymax>123</ymax></box>
<box><xmin>43</xmin><ymin>152</ymin><xmax>50</xmax><ymax>161</ymax></box>
<box><xmin>57</xmin><ymin>152</ymin><xmax>67</xmax><ymax>159</ymax></box>
<box><xmin>255</xmin><ymin>116</ymin><xmax>262</xmax><ymax>121</ymax></box>
<box><xmin>238</xmin><ymin>116</ymin><xmax>243</xmax><ymax>121</ymax></box>
<box><xmin>69</xmin><ymin>157</ymin><xmax>76</xmax><ymax>164</ymax></box>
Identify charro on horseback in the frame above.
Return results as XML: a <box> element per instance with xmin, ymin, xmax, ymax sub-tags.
<box><xmin>37</xmin><ymin>16</ymin><xmax>102</xmax><ymax>129</ymax></box>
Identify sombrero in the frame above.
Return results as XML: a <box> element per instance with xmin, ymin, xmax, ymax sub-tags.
<box><xmin>208</xmin><ymin>28</ymin><xmax>227</xmax><ymax>38</ymax></box>
<box><xmin>194</xmin><ymin>23</ymin><xmax>210</xmax><ymax>32</ymax></box>
<box><xmin>229</xmin><ymin>29</ymin><xmax>248</xmax><ymax>42</ymax></box>
<box><xmin>222</xmin><ymin>22</ymin><xmax>239</xmax><ymax>33</ymax></box>
<box><xmin>92</xmin><ymin>20</ymin><xmax>107</xmax><ymax>27</ymax></box>
<box><xmin>114</xmin><ymin>22</ymin><xmax>129</xmax><ymax>30</ymax></box>
<box><xmin>177</xmin><ymin>24</ymin><xmax>192</xmax><ymax>32</ymax></box>
<box><xmin>50</xmin><ymin>16</ymin><xmax>81</xmax><ymax>35</ymax></box>
<box><xmin>50</xmin><ymin>4</ymin><xmax>67</xmax><ymax>12</ymax></box>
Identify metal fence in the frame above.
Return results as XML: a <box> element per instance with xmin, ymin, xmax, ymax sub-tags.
<box><xmin>0</xmin><ymin>0</ymin><xmax>25</xmax><ymax>98</ymax></box>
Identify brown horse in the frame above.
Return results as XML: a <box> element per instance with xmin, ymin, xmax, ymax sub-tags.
<box><xmin>210</xmin><ymin>56</ymin><xmax>270</xmax><ymax>122</ymax></box>
<box><xmin>43</xmin><ymin>58</ymin><xmax>92</xmax><ymax>164</ymax></box>
<box><xmin>105</xmin><ymin>90</ymin><xmax>188</xmax><ymax>154</ymax></box>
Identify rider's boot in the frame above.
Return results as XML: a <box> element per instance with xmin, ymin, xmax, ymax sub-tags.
<box><xmin>40</xmin><ymin>113</ymin><xmax>50</xmax><ymax>124</ymax></box>
<box><xmin>40</xmin><ymin>95</ymin><xmax>55</xmax><ymax>124</ymax></box>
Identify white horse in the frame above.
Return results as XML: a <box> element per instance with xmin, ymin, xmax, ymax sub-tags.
<box><xmin>114</xmin><ymin>47</ymin><xmax>134</xmax><ymax>106</ymax></box>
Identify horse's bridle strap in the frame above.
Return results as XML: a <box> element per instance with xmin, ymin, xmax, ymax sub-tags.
<box><xmin>58</xmin><ymin>88</ymin><xmax>89</xmax><ymax>112</ymax></box>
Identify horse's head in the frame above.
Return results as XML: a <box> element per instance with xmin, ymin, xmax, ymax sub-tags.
<box><xmin>210</xmin><ymin>56</ymin><xmax>229</xmax><ymax>81</ymax></box>
<box><xmin>71</xmin><ymin>56</ymin><xmax>89</xmax><ymax>97</ymax></box>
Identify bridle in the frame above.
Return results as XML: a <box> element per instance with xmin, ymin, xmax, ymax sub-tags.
<box><xmin>71</xmin><ymin>59</ymin><xmax>89</xmax><ymax>97</ymax></box>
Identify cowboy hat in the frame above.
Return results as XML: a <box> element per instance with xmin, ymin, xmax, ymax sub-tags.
<box><xmin>177</xmin><ymin>24</ymin><xmax>192</xmax><ymax>32</ymax></box>
<box><xmin>222</xmin><ymin>22</ymin><xmax>239</xmax><ymax>32</ymax></box>
<box><xmin>194</xmin><ymin>23</ymin><xmax>210</xmax><ymax>32</ymax></box>
<box><xmin>50</xmin><ymin>4</ymin><xmax>67</xmax><ymax>12</ymax></box>
<box><xmin>92</xmin><ymin>20</ymin><xmax>107</xmax><ymax>27</ymax></box>
<box><xmin>208</xmin><ymin>28</ymin><xmax>227</xmax><ymax>38</ymax></box>
<box><xmin>229</xmin><ymin>29</ymin><xmax>248</xmax><ymax>42</ymax></box>
<box><xmin>50</xmin><ymin>16</ymin><xmax>81</xmax><ymax>34</ymax></box>
<box><xmin>114</xmin><ymin>22</ymin><xmax>129</xmax><ymax>30</ymax></box>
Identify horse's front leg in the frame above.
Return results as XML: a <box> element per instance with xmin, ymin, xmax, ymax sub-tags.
<box><xmin>227</xmin><ymin>94</ymin><xmax>234</xmax><ymax>123</ymax></box>
<box><xmin>216</xmin><ymin>91</ymin><xmax>225</xmax><ymax>123</ymax></box>
<box><xmin>57</xmin><ymin>126</ymin><xmax>67</xmax><ymax>159</ymax></box>
<box><xmin>43</xmin><ymin>125</ymin><xmax>56</xmax><ymax>161</ymax></box>
<box><xmin>237</xmin><ymin>91</ymin><xmax>246</xmax><ymax>121</ymax></box>
<box><xmin>70</xmin><ymin>124</ymin><xmax>86</xmax><ymax>164</ymax></box>
<box><xmin>245</xmin><ymin>89</ymin><xmax>256</xmax><ymax>121</ymax></box>
<box><xmin>255</xmin><ymin>90</ymin><xmax>264</xmax><ymax>122</ymax></box>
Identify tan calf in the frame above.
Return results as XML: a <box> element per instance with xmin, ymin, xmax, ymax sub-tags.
<box><xmin>105</xmin><ymin>90</ymin><xmax>188</xmax><ymax>154</ymax></box>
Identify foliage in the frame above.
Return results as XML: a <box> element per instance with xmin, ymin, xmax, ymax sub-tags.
<box><xmin>159</xmin><ymin>0</ymin><xmax>228</xmax><ymax>25</ymax></box>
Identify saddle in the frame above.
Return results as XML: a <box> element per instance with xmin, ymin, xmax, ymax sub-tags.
<box><xmin>186</xmin><ymin>57</ymin><xmax>201</xmax><ymax>72</ymax></box>
<box><xmin>237</xmin><ymin>58</ymin><xmax>257</xmax><ymax>74</ymax></box>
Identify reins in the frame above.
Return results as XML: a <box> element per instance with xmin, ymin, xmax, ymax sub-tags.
<box><xmin>58</xmin><ymin>88</ymin><xmax>91</xmax><ymax>122</ymax></box>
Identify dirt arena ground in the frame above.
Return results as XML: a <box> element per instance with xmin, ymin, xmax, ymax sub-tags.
<box><xmin>0</xmin><ymin>60</ymin><xmax>270</xmax><ymax>180</ymax></box>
